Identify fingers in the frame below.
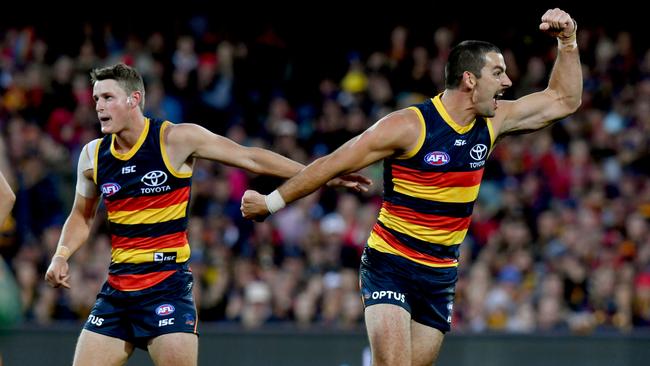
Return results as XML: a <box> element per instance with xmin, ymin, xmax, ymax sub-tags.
<box><xmin>54</xmin><ymin>272</ymin><xmax>71</xmax><ymax>289</ymax></box>
<box><xmin>240</xmin><ymin>190</ymin><xmax>268</xmax><ymax>220</ymax></box>
<box><xmin>347</xmin><ymin>181</ymin><xmax>370</xmax><ymax>193</ymax></box>
<box><xmin>45</xmin><ymin>271</ymin><xmax>71</xmax><ymax>289</ymax></box>
<box><xmin>45</xmin><ymin>272</ymin><xmax>54</xmax><ymax>287</ymax></box>
<box><xmin>58</xmin><ymin>275</ymin><xmax>71</xmax><ymax>289</ymax></box>
<box><xmin>539</xmin><ymin>8</ymin><xmax>573</xmax><ymax>34</ymax></box>
<box><xmin>45</xmin><ymin>258</ymin><xmax>71</xmax><ymax>289</ymax></box>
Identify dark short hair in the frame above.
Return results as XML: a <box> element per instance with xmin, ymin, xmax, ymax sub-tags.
<box><xmin>445</xmin><ymin>40</ymin><xmax>502</xmax><ymax>89</ymax></box>
<box><xmin>90</xmin><ymin>63</ymin><xmax>145</xmax><ymax>108</ymax></box>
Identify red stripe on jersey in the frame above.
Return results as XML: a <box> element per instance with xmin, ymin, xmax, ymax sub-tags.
<box><xmin>382</xmin><ymin>202</ymin><xmax>471</xmax><ymax>232</ymax></box>
<box><xmin>111</xmin><ymin>231</ymin><xmax>188</xmax><ymax>250</ymax></box>
<box><xmin>372</xmin><ymin>224</ymin><xmax>457</xmax><ymax>265</ymax></box>
<box><xmin>392</xmin><ymin>165</ymin><xmax>483</xmax><ymax>187</ymax></box>
<box><xmin>108</xmin><ymin>270</ymin><xmax>176</xmax><ymax>291</ymax></box>
<box><xmin>106</xmin><ymin>186</ymin><xmax>190</xmax><ymax>212</ymax></box>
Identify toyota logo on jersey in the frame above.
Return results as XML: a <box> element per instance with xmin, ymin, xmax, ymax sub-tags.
<box><xmin>470</xmin><ymin>144</ymin><xmax>488</xmax><ymax>161</ymax></box>
<box><xmin>141</xmin><ymin>170</ymin><xmax>168</xmax><ymax>187</ymax></box>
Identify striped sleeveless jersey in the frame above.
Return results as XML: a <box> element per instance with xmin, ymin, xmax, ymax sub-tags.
<box><xmin>94</xmin><ymin>118</ymin><xmax>192</xmax><ymax>291</ymax></box>
<box><xmin>367</xmin><ymin>95</ymin><xmax>495</xmax><ymax>267</ymax></box>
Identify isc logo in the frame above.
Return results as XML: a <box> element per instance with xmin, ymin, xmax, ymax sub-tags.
<box><xmin>158</xmin><ymin>318</ymin><xmax>175</xmax><ymax>327</ymax></box>
<box><xmin>424</xmin><ymin>151</ymin><xmax>450</xmax><ymax>166</ymax></box>
<box><xmin>121</xmin><ymin>165</ymin><xmax>136</xmax><ymax>174</ymax></box>
<box><xmin>156</xmin><ymin>304</ymin><xmax>176</xmax><ymax>316</ymax></box>
<box><xmin>154</xmin><ymin>252</ymin><xmax>177</xmax><ymax>263</ymax></box>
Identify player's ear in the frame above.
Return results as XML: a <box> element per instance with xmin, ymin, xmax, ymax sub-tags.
<box><xmin>463</xmin><ymin>71</ymin><xmax>476</xmax><ymax>89</ymax></box>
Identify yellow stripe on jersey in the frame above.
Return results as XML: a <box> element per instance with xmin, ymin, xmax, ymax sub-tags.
<box><xmin>378</xmin><ymin>209</ymin><xmax>468</xmax><ymax>245</ymax></box>
<box><xmin>160</xmin><ymin>121</ymin><xmax>192</xmax><ymax>178</ymax></box>
<box><xmin>392</xmin><ymin>178</ymin><xmax>479</xmax><ymax>203</ymax></box>
<box><xmin>367</xmin><ymin>231</ymin><xmax>459</xmax><ymax>268</ymax></box>
<box><xmin>432</xmin><ymin>95</ymin><xmax>475</xmax><ymax>134</ymax></box>
<box><xmin>93</xmin><ymin>138</ymin><xmax>101</xmax><ymax>184</ymax></box>
<box><xmin>110</xmin><ymin>118</ymin><xmax>150</xmax><ymax>161</ymax></box>
<box><xmin>398</xmin><ymin>107</ymin><xmax>427</xmax><ymax>159</ymax></box>
<box><xmin>486</xmin><ymin>117</ymin><xmax>496</xmax><ymax>148</ymax></box>
<box><xmin>108</xmin><ymin>201</ymin><xmax>188</xmax><ymax>224</ymax></box>
<box><xmin>111</xmin><ymin>243</ymin><xmax>191</xmax><ymax>264</ymax></box>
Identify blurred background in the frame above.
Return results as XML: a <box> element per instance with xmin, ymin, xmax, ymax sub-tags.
<box><xmin>2</xmin><ymin>3</ymin><xmax>650</xmax><ymax>365</ymax></box>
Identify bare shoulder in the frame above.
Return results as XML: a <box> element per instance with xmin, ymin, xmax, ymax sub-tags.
<box><xmin>375</xmin><ymin>108</ymin><xmax>421</xmax><ymax>134</ymax></box>
<box><xmin>164</xmin><ymin>122</ymin><xmax>206</xmax><ymax>145</ymax></box>
<box><xmin>365</xmin><ymin>108</ymin><xmax>423</xmax><ymax>154</ymax></box>
<box><xmin>80</xmin><ymin>138</ymin><xmax>103</xmax><ymax>166</ymax></box>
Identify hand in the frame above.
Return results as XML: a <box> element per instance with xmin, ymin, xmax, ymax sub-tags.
<box><xmin>326</xmin><ymin>173</ymin><xmax>372</xmax><ymax>193</ymax></box>
<box><xmin>539</xmin><ymin>8</ymin><xmax>575</xmax><ymax>38</ymax></box>
<box><xmin>45</xmin><ymin>256</ymin><xmax>71</xmax><ymax>289</ymax></box>
<box><xmin>241</xmin><ymin>190</ymin><xmax>271</xmax><ymax>221</ymax></box>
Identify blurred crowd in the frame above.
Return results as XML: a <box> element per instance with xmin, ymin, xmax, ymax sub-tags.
<box><xmin>1</xmin><ymin>14</ymin><xmax>650</xmax><ymax>334</ymax></box>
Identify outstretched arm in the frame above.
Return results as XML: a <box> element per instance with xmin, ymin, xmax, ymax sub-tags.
<box><xmin>493</xmin><ymin>8</ymin><xmax>582</xmax><ymax>136</ymax></box>
<box><xmin>167</xmin><ymin>123</ymin><xmax>305</xmax><ymax>178</ymax></box>
<box><xmin>164</xmin><ymin>123</ymin><xmax>371</xmax><ymax>189</ymax></box>
<box><xmin>241</xmin><ymin>109</ymin><xmax>423</xmax><ymax>220</ymax></box>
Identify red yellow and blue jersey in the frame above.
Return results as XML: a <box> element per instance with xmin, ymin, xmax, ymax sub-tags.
<box><xmin>368</xmin><ymin>95</ymin><xmax>496</xmax><ymax>268</ymax></box>
<box><xmin>93</xmin><ymin>118</ymin><xmax>192</xmax><ymax>291</ymax></box>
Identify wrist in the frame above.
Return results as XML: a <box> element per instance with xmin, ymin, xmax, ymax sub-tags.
<box><xmin>54</xmin><ymin>245</ymin><xmax>71</xmax><ymax>260</ymax></box>
<box><xmin>264</xmin><ymin>190</ymin><xmax>286</xmax><ymax>214</ymax></box>
<box><xmin>558</xmin><ymin>19</ymin><xmax>577</xmax><ymax>50</ymax></box>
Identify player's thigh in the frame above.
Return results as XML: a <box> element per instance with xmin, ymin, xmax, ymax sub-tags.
<box><xmin>411</xmin><ymin>319</ymin><xmax>445</xmax><ymax>366</ymax></box>
<box><xmin>73</xmin><ymin>329</ymin><xmax>134</xmax><ymax>366</ymax></box>
<box><xmin>365</xmin><ymin>304</ymin><xmax>412</xmax><ymax>366</ymax></box>
<box><xmin>148</xmin><ymin>332</ymin><xmax>198</xmax><ymax>366</ymax></box>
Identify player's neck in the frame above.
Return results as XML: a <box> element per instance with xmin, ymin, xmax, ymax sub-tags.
<box><xmin>440</xmin><ymin>89</ymin><xmax>476</xmax><ymax>126</ymax></box>
<box><xmin>113</xmin><ymin>116</ymin><xmax>146</xmax><ymax>152</ymax></box>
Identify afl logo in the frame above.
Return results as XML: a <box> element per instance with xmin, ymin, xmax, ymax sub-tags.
<box><xmin>424</xmin><ymin>151</ymin><xmax>450</xmax><ymax>166</ymax></box>
<box><xmin>100</xmin><ymin>183</ymin><xmax>121</xmax><ymax>197</ymax></box>
<box><xmin>141</xmin><ymin>170</ymin><xmax>168</xmax><ymax>187</ymax></box>
<box><xmin>155</xmin><ymin>304</ymin><xmax>175</xmax><ymax>316</ymax></box>
<box><xmin>470</xmin><ymin>144</ymin><xmax>488</xmax><ymax>161</ymax></box>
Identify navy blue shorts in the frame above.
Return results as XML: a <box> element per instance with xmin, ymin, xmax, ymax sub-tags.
<box><xmin>84</xmin><ymin>270</ymin><xmax>198</xmax><ymax>348</ymax></box>
<box><xmin>359</xmin><ymin>247</ymin><xmax>457</xmax><ymax>332</ymax></box>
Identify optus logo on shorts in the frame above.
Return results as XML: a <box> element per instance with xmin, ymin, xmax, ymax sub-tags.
<box><xmin>370</xmin><ymin>290</ymin><xmax>405</xmax><ymax>303</ymax></box>
<box><xmin>87</xmin><ymin>314</ymin><xmax>104</xmax><ymax>326</ymax></box>
<box><xmin>156</xmin><ymin>304</ymin><xmax>175</xmax><ymax>316</ymax></box>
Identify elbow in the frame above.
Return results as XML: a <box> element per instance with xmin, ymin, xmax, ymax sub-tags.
<box><xmin>547</xmin><ymin>88</ymin><xmax>582</xmax><ymax>117</ymax></box>
<box><xmin>567</xmin><ymin>96</ymin><xmax>582</xmax><ymax>114</ymax></box>
<box><xmin>246</xmin><ymin>162</ymin><xmax>264</xmax><ymax>175</ymax></box>
<box><xmin>241</xmin><ymin>147</ymin><xmax>265</xmax><ymax>175</ymax></box>
<box><xmin>555</xmin><ymin>94</ymin><xmax>582</xmax><ymax>119</ymax></box>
